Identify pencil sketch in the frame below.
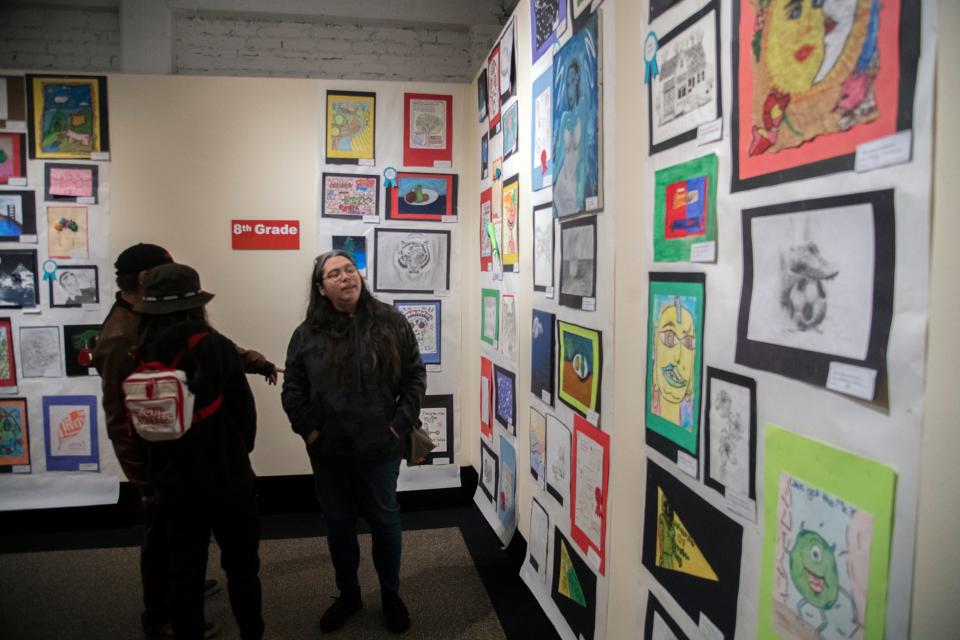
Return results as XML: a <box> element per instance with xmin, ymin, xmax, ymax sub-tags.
<box><xmin>560</xmin><ymin>219</ymin><xmax>596</xmax><ymax>298</ymax></box>
<box><xmin>374</xmin><ymin>229</ymin><xmax>450</xmax><ymax>293</ymax></box>
<box><xmin>501</xmin><ymin>294</ymin><xmax>517</xmax><ymax>361</ymax></box>
<box><xmin>708</xmin><ymin>378</ymin><xmax>750</xmax><ymax>495</ymax></box>
<box><xmin>20</xmin><ymin>326</ymin><xmax>61</xmax><ymax>377</ymax></box>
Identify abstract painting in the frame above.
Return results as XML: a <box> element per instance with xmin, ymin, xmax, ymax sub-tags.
<box><xmin>642</xmin><ymin>460</ymin><xmax>743</xmax><ymax>640</ymax></box>
<box><xmin>49</xmin><ymin>264</ymin><xmax>99</xmax><ymax>307</ymax></box>
<box><xmin>0</xmin><ymin>397</ymin><xmax>30</xmax><ymax>471</ymax></box>
<box><xmin>643</xmin><ymin>592</ymin><xmax>689</xmax><ymax>640</ymax></box>
<box><xmin>530</xmin><ymin>0</ymin><xmax>568</xmax><ymax>63</ymax></box>
<box><xmin>63</xmin><ymin>324</ymin><xmax>100</xmax><ymax>377</ymax></box>
<box><xmin>571</xmin><ymin>414</ymin><xmax>609</xmax><ymax>574</ymax></box>
<box><xmin>546</xmin><ymin>413</ymin><xmax>571</xmax><ymax>506</ymax></box>
<box><xmin>528</xmin><ymin>498</ymin><xmax>550</xmax><ymax>581</ymax></box>
<box><xmin>331</xmin><ymin>234</ymin><xmax>367</xmax><ymax>275</ymax></box>
<box><xmin>500</xmin><ymin>293</ymin><xmax>517</xmax><ymax>361</ymax></box>
<box><xmin>0</xmin><ymin>318</ymin><xmax>15</xmax><ymax>389</ymax></box>
<box><xmin>0</xmin><ymin>132</ymin><xmax>26</xmax><ymax>184</ymax></box>
<box><xmin>43</xmin><ymin>395</ymin><xmax>99</xmax><ymax>472</ymax></box>
<box><xmin>499</xmin><ymin>20</ymin><xmax>516</xmax><ymax>104</ymax></box>
<box><xmin>373</xmin><ymin>228</ymin><xmax>450</xmax><ymax>293</ymax></box>
<box><xmin>403</xmin><ymin>93</ymin><xmax>453</xmax><ymax>167</ymax></box>
<box><xmin>481</xmin><ymin>132</ymin><xmax>489</xmax><ymax>181</ymax></box>
<box><xmin>487</xmin><ymin>45</ymin><xmax>502</xmax><ymax>133</ymax></box>
<box><xmin>0</xmin><ymin>249</ymin><xmax>39</xmax><ymax>308</ymax></box>
<box><xmin>551</xmin><ymin>527</ymin><xmax>598</xmax><ymax>640</ymax></box>
<box><xmin>530</xmin><ymin>407</ymin><xmax>547</xmax><ymax>482</ymax></box>
<box><xmin>559</xmin><ymin>215</ymin><xmax>597</xmax><ymax>309</ymax></box>
<box><xmin>481</xmin><ymin>288</ymin><xmax>500</xmax><ymax>348</ymax></box>
<box><xmin>393</xmin><ymin>300</ymin><xmax>441</xmax><ymax>366</ymax></box>
<box><xmin>321</xmin><ymin>173</ymin><xmax>380</xmax><ymax>219</ymax></box>
<box><xmin>647</xmin><ymin>2</ymin><xmax>721</xmax><ymax>154</ymax></box>
<box><xmin>26</xmin><ymin>74</ymin><xmax>109</xmax><ymax>160</ymax></box>
<box><xmin>645</xmin><ymin>272</ymin><xmax>705</xmax><ymax>460</ymax></box>
<box><xmin>704</xmin><ymin>367</ymin><xmax>757</xmax><ymax>501</ymax></box>
<box><xmin>760</xmin><ymin>424</ymin><xmax>897</xmax><ymax>640</ymax></box>
<box><xmin>494</xmin><ymin>364</ymin><xmax>516</xmax><ymax>435</ymax></box>
<box><xmin>532</xmin><ymin>68</ymin><xmax>554</xmax><ymax>191</ymax></box>
<box><xmin>480</xmin><ymin>187</ymin><xmax>493</xmax><ymax>271</ymax></box>
<box><xmin>558</xmin><ymin>320</ymin><xmax>601</xmax><ymax>416</ymax></box>
<box><xmin>533</xmin><ymin>203</ymin><xmax>555</xmax><ymax>292</ymax></box>
<box><xmin>0</xmin><ymin>190</ymin><xmax>37</xmax><ymax>241</ymax></box>
<box><xmin>387</xmin><ymin>171</ymin><xmax>458</xmax><ymax>221</ymax></box>
<box><xmin>732</xmin><ymin>0</ymin><xmax>920</xmax><ymax>191</ymax></box>
<box><xmin>479</xmin><ymin>439</ymin><xmax>499</xmax><ymax>503</ymax></box>
<box><xmin>498</xmin><ymin>435</ymin><xmax>517</xmax><ymax>527</ymax></box>
<box><xmin>325</xmin><ymin>91</ymin><xmax>376</xmax><ymax>164</ymax></box>
<box><xmin>419</xmin><ymin>394</ymin><xmax>454</xmax><ymax>463</ymax></box>
<box><xmin>531</xmin><ymin>308</ymin><xmax>556</xmax><ymax>405</ymax></box>
<box><xmin>501</xmin><ymin>175</ymin><xmax>520</xmax><ymax>271</ymax></box>
<box><xmin>46</xmin><ymin>205</ymin><xmax>88</xmax><ymax>259</ymax></box>
<box><xmin>553</xmin><ymin>13</ymin><xmax>603</xmax><ymax>217</ymax></box>
<box><xmin>736</xmin><ymin>190</ymin><xmax>894</xmax><ymax>399</ymax></box>
<box><xmin>44</xmin><ymin>162</ymin><xmax>98</xmax><ymax>203</ymax></box>
<box><xmin>654</xmin><ymin>153</ymin><xmax>718</xmax><ymax>262</ymax></box>
<box><xmin>502</xmin><ymin>101</ymin><xmax>519</xmax><ymax>161</ymax></box>
<box><xmin>477</xmin><ymin>68</ymin><xmax>488</xmax><ymax>122</ymax></box>
<box><xmin>19</xmin><ymin>326</ymin><xmax>61</xmax><ymax>378</ymax></box>
<box><xmin>481</xmin><ymin>357</ymin><xmax>493</xmax><ymax>438</ymax></box>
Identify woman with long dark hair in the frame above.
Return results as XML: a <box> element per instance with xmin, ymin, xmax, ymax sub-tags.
<box><xmin>281</xmin><ymin>250</ymin><xmax>426</xmax><ymax>634</ymax></box>
<box><xmin>133</xmin><ymin>263</ymin><xmax>264</xmax><ymax>640</ymax></box>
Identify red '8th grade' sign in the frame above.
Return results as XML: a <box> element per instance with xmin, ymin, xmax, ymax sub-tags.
<box><xmin>231</xmin><ymin>220</ymin><xmax>300</xmax><ymax>250</ymax></box>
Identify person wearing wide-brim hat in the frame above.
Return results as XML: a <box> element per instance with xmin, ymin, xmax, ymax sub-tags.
<box><xmin>133</xmin><ymin>263</ymin><xmax>265</xmax><ymax>640</ymax></box>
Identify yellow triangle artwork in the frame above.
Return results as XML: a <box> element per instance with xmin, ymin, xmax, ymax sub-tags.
<box><xmin>655</xmin><ymin>487</ymin><xmax>719</xmax><ymax>581</ymax></box>
<box><xmin>558</xmin><ymin>539</ymin><xmax>588</xmax><ymax>606</ymax></box>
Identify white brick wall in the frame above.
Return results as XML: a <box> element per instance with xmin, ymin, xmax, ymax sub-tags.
<box><xmin>0</xmin><ymin>6</ymin><xmax>121</xmax><ymax>72</ymax></box>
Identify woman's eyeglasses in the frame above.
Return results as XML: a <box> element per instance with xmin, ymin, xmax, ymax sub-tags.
<box><xmin>322</xmin><ymin>265</ymin><xmax>358</xmax><ymax>282</ymax></box>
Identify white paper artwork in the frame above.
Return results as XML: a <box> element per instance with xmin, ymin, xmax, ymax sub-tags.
<box><xmin>499</xmin><ymin>21</ymin><xmax>515</xmax><ymax>98</ymax></box>
<box><xmin>481</xmin><ymin>376</ymin><xmax>491</xmax><ymax>424</ymax></box>
<box><xmin>409</xmin><ymin>98</ymin><xmax>448</xmax><ymax>150</ymax></box>
<box><xmin>747</xmin><ymin>204</ymin><xmax>874</xmax><ymax>360</ymax></box>
<box><xmin>374</xmin><ymin>230</ymin><xmax>450</xmax><ymax>293</ymax></box>
<box><xmin>483</xmin><ymin>297</ymin><xmax>498</xmax><ymax>344</ymax></box>
<box><xmin>529</xmin><ymin>498</ymin><xmax>550</xmax><ymax>581</ymax></box>
<box><xmin>51</xmin><ymin>267</ymin><xmax>98</xmax><ymax>306</ymax></box>
<box><xmin>560</xmin><ymin>223</ymin><xmax>595</xmax><ymax>296</ymax></box>
<box><xmin>420</xmin><ymin>406</ymin><xmax>448</xmax><ymax>454</ymax></box>
<box><xmin>545</xmin><ymin>414</ymin><xmax>571</xmax><ymax>506</ymax></box>
<box><xmin>708</xmin><ymin>377</ymin><xmax>751</xmax><ymax>495</ymax></box>
<box><xmin>481</xmin><ymin>446</ymin><xmax>497</xmax><ymax>497</ymax></box>
<box><xmin>574</xmin><ymin>428</ymin><xmax>604</xmax><ymax>550</ymax></box>
<box><xmin>533</xmin><ymin>205</ymin><xmax>554</xmax><ymax>289</ymax></box>
<box><xmin>48</xmin><ymin>402</ymin><xmax>92</xmax><ymax>456</ymax></box>
<box><xmin>20</xmin><ymin>326</ymin><xmax>61</xmax><ymax>377</ymax></box>
<box><xmin>650</xmin><ymin>8</ymin><xmax>719</xmax><ymax>147</ymax></box>
<box><xmin>501</xmin><ymin>295</ymin><xmax>517</xmax><ymax>361</ymax></box>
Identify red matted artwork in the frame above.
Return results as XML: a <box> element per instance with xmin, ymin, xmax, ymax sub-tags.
<box><xmin>403</xmin><ymin>93</ymin><xmax>454</xmax><ymax>167</ymax></box>
<box><xmin>480</xmin><ymin>187</ymin><xmax>493</xmax><ymax>272</ymax></box>
<box><xmin>0</xmin><ymin>132</ymin><xmax>26</xmax><ymax>185</ymax></box>
<box><xmin>732</xmin><ymin>0</ymin><xmax>920</xmax><ymax>191</ymax></box>
<box><xmin>571</xmin><ymin>414</ymin><xmax>610</xmax><ymax>575</ymax></box>
<box><xmin>487</xmin><ymin>45</ymin><xmax>502</xmax><ymax>134</ymax></box>
<box><xmin>386</xmin><ymin>171</ymin><xmax>458</xmax><ymax>221</ymax></box>
<box><xmin>481</xmin><ymin>356</ymin><xmax>494</xmax><ymax>438</ymax></box>
<box><xmin>0</xmin><ymin>318</ymin><xmax>16</xmax><ymax>388</ymax></box>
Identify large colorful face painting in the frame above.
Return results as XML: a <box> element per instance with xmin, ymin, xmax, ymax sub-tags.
<box><xmin>733</xmin><ymin>0</ymin><xmax>919</xmax><ymax>190</ymax></box>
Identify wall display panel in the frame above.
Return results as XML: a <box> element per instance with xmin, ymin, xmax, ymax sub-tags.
<box><xmin>373</xmin><ymin>228</ymin><xmax>450</xmax><ymax>293</ymax></box>
<box><xmin>0</xmin><ymin>190</ymin><xmax>37</xmax><ymax>241</ymax></box>
<box><xmin>386</xmin><ymin>171</ymin><xmax>458</xmax><ymax>221</ymax></box>
<box><xmin>532</xmin><ymin>68</ymin><xmax>554</xmax><ymax>191</ymax></box>
<box><xmin>320</xmin><ymin>173</ymin><xmax>380</xmax><ymax>220</ymax></box>
<box><xmin>0</xmin><ymin>397</ymin><xmax>30</xmax><ymax>472</ymax></box>
<box><xmin>653</xmin><ymin>153</ymin><xmax>718</xmax><ymax>263</ymax></box>
<box><xmin>393</xmin><ymin>300</ymin><xmax>441</xmax><ymax>366</ymax></box>
<box><xmin>324</xmin><ymin>90</ymin><xmax>376</xmax><ymax>165</ymax></box>
<box><xmin>0</xmin><ymin>132</ymin><xmax>27</xmax><ymax>184</ymax></box>
<box><xmin>26</xmin><ymin>74</ymin><xmax>110</xmax><ymax>160</ymax></box>
<box><xmin>403</xmin><ymin>93</ymin><xmax>453</xmax><ymax>168</ymax></box>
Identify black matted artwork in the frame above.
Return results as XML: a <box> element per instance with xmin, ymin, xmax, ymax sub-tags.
<box><xmin>418</xmin><ymin>394</ymin><xmax>454</xmax><ymax>464</ymax></box>
<box><xmin>551</xmin><ymin>526</ymin><xmax>598</xmax><ymax>640</ymax></box>
<box><xmin>0</xmin><ymin>249</ymin><xmax>39</xmax><ymax>307</ymax></box>
<box><xmin>559</xmin><ymin>215</ymin><xmax>597</xmax><ymax>310</ymax></box>
<box><xmin>63</xmin><ymin>324</ymin><xmax>101</xmax><ymax>377</ymax></box>
<box><xmin>49</xmin><ymin>264</ymin><xmax>99</xmax><ymax>307</ymax></box>
<box><xmin>43</xmin><ymin>163</ymin><xmax>99</xmax><ymax>203</ymax></box>
<box><xmin>704</xmin><ymin>367</ymin><xmax>757</xmax><ymax>501</ymax></box>
<box><xmin>493</xmin><ymin>364</ymin><xmax>517</xmax><ymax>436</ymax></box>
<box><xmin>0</xmin><ymin>190</ymin><xmax>37</xmax><ymax>241</ymax></box>
<box><xmin>479</xmin><ymin>439</ymin><xmax>499</xmax><ymax>503</ymax></box>
<box><xmin>643</xmin><ymin>592</ymin><xmax>689</xmax><ymax>639</ymax></box>
<box><xmin>373</xmin><ymin>228</ymin><xmax>451</xmax><ymax>294</ymax></box>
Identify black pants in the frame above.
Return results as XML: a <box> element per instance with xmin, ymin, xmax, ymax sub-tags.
<box><xmin>160</xmin><ymin>494</ymin><xmax>264</xmax><ymax>640</ymax></box>
<box><xmin>140</xmin><ymin>487</ymin><xmax>172</xmax><ymax>631</ymax></box>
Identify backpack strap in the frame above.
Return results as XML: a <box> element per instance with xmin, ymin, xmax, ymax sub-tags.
<box><xmin>170</xmin><ymin>332</ymin><xmax>209</xmax><ymax>368</ymax></box>
<box><xmin>194</xmin><ymin>394</ymin><xmax>223</xmax><ymax>423</ymax></box>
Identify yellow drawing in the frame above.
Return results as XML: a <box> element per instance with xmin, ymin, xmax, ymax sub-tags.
<box><xmin>656</xmin><ymin>487</ymin><xmax>718</xmax><ymax>581</ymax></box>
<box><xmin>557</xmin><ymin>539</ymin><xmax>587</xmax><ymax>606</ymax></box>
<box><xmin>651</xmin><ymin>295</ymin><xmax>697</xmax><ymax>428</ymax></box>
<box><xmin>326</xmin><ymin>94</ymin><xmax>375</xmax><ymax>160</ymax></box>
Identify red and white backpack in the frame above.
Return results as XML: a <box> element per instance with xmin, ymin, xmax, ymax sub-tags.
<box><xmin>122</xmin><ymin>332</ymin><xmax>222</xmax><ymax>442</ymax></box>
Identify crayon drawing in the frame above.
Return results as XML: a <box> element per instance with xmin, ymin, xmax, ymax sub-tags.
<box><xmin>325</xmin><ymin>91</ymin><xmax>375</xmax><ymax>164</ymax></box>
<box><xmin>0</xmin><ymin>397</ymin><xmax>30</xmax><ymax>470</ymax></box>
<box><xmin>321</xmin><ymin>173</ymin><xmax>380</xmax><ymax>219</ymax></box>
<box><xmin>27</xmin><ymin>75</ymin><xmax>109</xmax><ymax>159</ymax></box>
<box><xmin>654</xmin><ymin>154</ymin><xmax>718</xmax><ymax>262</ymax></box>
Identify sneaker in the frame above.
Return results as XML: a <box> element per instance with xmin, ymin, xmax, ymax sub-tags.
<box><xmin>204</xmin><ymin>579</ymin><xmax>221</xmax><ymax>598</ymax></box>
<box><xmin>319</xmin><ymin>589</ymin><xmax>362</xmax><ymax>632</ymax></box>
<box><xmin>381</xmin><ymin>590</ymin><xmax>410</xmax><ymax>634</ymax></box>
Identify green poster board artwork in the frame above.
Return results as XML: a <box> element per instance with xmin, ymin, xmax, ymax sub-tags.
<box><xmin>654</xmin><ymin>153</ymin><xmax>718</xmax><ymax>263</ymax></box>
<box><xmin>759</xmin><ymin>424</ymin><xmax>897</xmax><ymax>640</ymax></box>
<box><xmin>481</xmin><ymin>288</ymin><xmax>500</xmax><ymax>348</ymax></box>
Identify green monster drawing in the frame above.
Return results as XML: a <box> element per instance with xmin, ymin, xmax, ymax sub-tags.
<box><xmin>788</xmin><ymin>528</ymin><xmax>858</xmax><ymax>635</ymax></box>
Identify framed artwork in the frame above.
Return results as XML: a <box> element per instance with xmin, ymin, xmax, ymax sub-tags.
<box><xmin>63</xmin><ymin>324</ymin><xmax>100</xmax><ymax>377</ymax></box>
<box><xmin>498</xmin><ymin>20</ymin><xmax>517</xmax><ymax>105</ymax></box>
<box><xmin>497</xmin><ymin>435</ymin><xmax>517</xmax><ymax>526</ymax></box>
<box><xmin>530</xmin><ymin>0</ymin><xmax>568</xmax><ymax>64</ymax></box>
<box><xmin>1</xmin><ymin>76</ymin><xmax>27</xmax><ymax>128</ymax></box>
<box><xmin>649</xmin><ymin>0</ymin><xmax>686</xmax><ymax>22</ymax></box>
<box><xmin>502</xmin><ymin>101</ymin><xmax>519</xmax><ymax>161</ymax></box>
<box><xmin>481</xmin><ymin>288</ymin><xmax>500</xmax><ymax>348</ymax></box>
<box><xmin>481</xmin><ymin>132</ymin><xmax>489</xmax><ymax>181</ymax></box>
<box><xmin>26</xmin><ymin>74</ymin><xmax>110</xmax><ymax>160</ymax></box>
<box><xmin>533</xmin><ymin>203</ymin><xmax>555</xmax><ymax>292</ymax></box>
<box><xmin>551</xmin><ymin>526</ymin><xmax>598</xmax><ymax>640</ymax></box>
<box><xmin>558</xmin><ymin>320</ymin><xmax>602</xmax><ymax>417</ymax></box>
<box><xmin>480</xmin><ymin>187</ymin><xmax>493</xmax><ymax>271</ymax></box>
<box><xmin>0</xmin><ymin>132</ymin><xmax>26</xmax><ymax>185</ymax></box>
<box><xmin>493</xmin><ymin>364</ymin><xmax>516</xmax><ymax>435</ymax></box>
<box><xmin>647</xmin><ymin>2</ymin><xmax>721</xmax><ymax>154</ymax></box>
<box><xmin>491</xmin><ymin>157</ymin><xmax>504</xmax><ymax>221</ymax></box>
<box><xmin>732</xmin><ymin>0</ymin><xmax>920</xmax><ymax>191</ymax></box>
<box><xmin>418</xmin><ymin>394</ymin><xmax>454</xmax><ymax>464</ymax></box>
<box><xmin>373</xmin><ymin>228</ymin><xmax>450</xmax><ymax>293</ymax></box>
<box><xmin>645</xmin><ymin>272</ymin><xmax>706</xmax><ymax>461</ymax></box>
<box><xmin>49</xmin><ymin>264</ymin><xmax>99</xmax><ymax>307</ymax></box>
<box><xmin>642</xmin><ymin>460</ymin><xmax>743</xmax><ymax>640</ymax></box>
<box><xmin>0</xmin><ymin>318</ymin><xmax>16</xmax><ymax>388</ymax></box>
<box><xmin>553</xmin><ymin>12</ymin><xmax>603</xmax><ymax>217</ymax></box>
<box><xmin>531</xmin><ymin>308</ymin><xmax>556</xmax><ymax>405</ymax></box>
<box><xmin>487</xmin><ymin>45</ymin><xmax>502</xmax><ymax>133</ymax></box>
<box><xmin>736</xmin><ymin>190</ymin><xmax>894</xmax><ymax>400</ymax></box>
<box><xmin>0</xmin><ymin>397</ymin><xmax>30</xmax><ymax>471</ymax></box>
<box><xmin>386</xmin><ymin>171</ymin><xmax>458</xmax><ymax>221</ymax></box>
<box><xmin>477</xmin><ymin>68</ymin><xmax>488</xmax><ymax>122</ymax></box>
<box><xmin>0</xmin><ymin>250</ymin><xmax>39</xmax><ymax>308</ymax></box>
<box><xmin>393</xmin><ymin>300</ymin><xmax>441</xmax><ymax>366</ymax></box>
<box><xmin>403</xmin><ymin>93</ymin><xmax>453</xmax><ymax>167</ymax></box>
<box><xmin>571</xmin><ymin>414</ymin><xmax>610</xmax><ymax>574</ymax></box>
<box><xmin>654</xmin><ymin>153</ymin><xmax>718</xmax><ymax>262</ymax></box>
<box><xmin>530</xmin><ymin>408</ymin><xmax>547</xmax><ymax>482</ymax></box>
<box><xmin>571</xmin><ymin>0</ymin><xmax>593</xmax><ymax>22</ymax></box>
<box><xmin>479</xmin><ymin>439</ymin><xmax>499</xmax><ymax>503</ymax></box>
<box><xmin>19</xmin><ymin>326</ymin><xmax>61</xmax><ymax>378</ymax></box>
<box><xmin>43</xmin><ymin>395</ymin><xmax>99</xmax><ymax>471</ymax></box>
<box><xmin>546</xmin><ymin>413</ymin><xmax>571</xmax><ymax>505</ymax></box>
<box><xmin>46</xmin><ymin>205</ymin><xmax>88</xmax><ymax>259</ymax></box>
<box><xmin>704</xmin><ymin>367</ymin><xmax>757</xmax><ymax>502</ymax></box>
<box><xmin>501</xmin><ymin>174</ymin><xmax>520</xmax><ymax>271</ymax></box>
<box><xmin>0</xmin><ymin>190</ymin><xmax>38</xmax><ymax>241</ymax></box>
<box><xmin>643</xmin><ymin>593</ymin><xmax>689</xmax><ymax>640</ymax></box>
<box><xmin>325</xmin><ymin>90</ymin><xmax>376</xmax><ymax>165</ymax></box>
<box><xmin>559</xmin><ymin>215</ymin><xmax>597</xmax><ymax>310</ymax></box>
<box><xmin>500</xmin><ymin>294</ymin><xmax>517</xmax><ymax>361</ymax></box>
<box><xmin>532</xmin><ymin>67</ymin><xmax>554</xmax><ymax>192</ymax></box>
<box><xmin>528</xmin><ymin>498</ymin><xmax>550</xmax><ymax>581</ymax></box>
<box><xmin>480</xmin><ymin>356</ymin><xmax>494</xmax><ymax>438</ymax></box>
<box><xmin>760</xmin><ymin>424</ymin><xmax>897</xmax><ymax>640</ymax></box>
<box><xmin>321</xmin><ymin>173</ymin><xmax>380</xmax><ymax>219</ymax></box>
<box><xmin>44</xmin><ymin>163</ymin><xmax>98</xmax><ymax>203</ymax></box>
<box><xmin>331</xmin><ymin>234</ymin><xmax>367</xmax><ymax>276</ymax></box>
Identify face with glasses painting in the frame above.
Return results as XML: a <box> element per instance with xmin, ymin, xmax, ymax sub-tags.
<box><xmin>317</xmin><ymin>255</ymin><xmax>362</xmax><ymax>312</ymax></box>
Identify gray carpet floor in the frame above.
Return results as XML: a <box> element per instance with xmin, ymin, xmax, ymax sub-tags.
<box><xmin>0</xmin><ymin>527</ymin><xmax>507</xmax><ymax>639</ymax></box>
